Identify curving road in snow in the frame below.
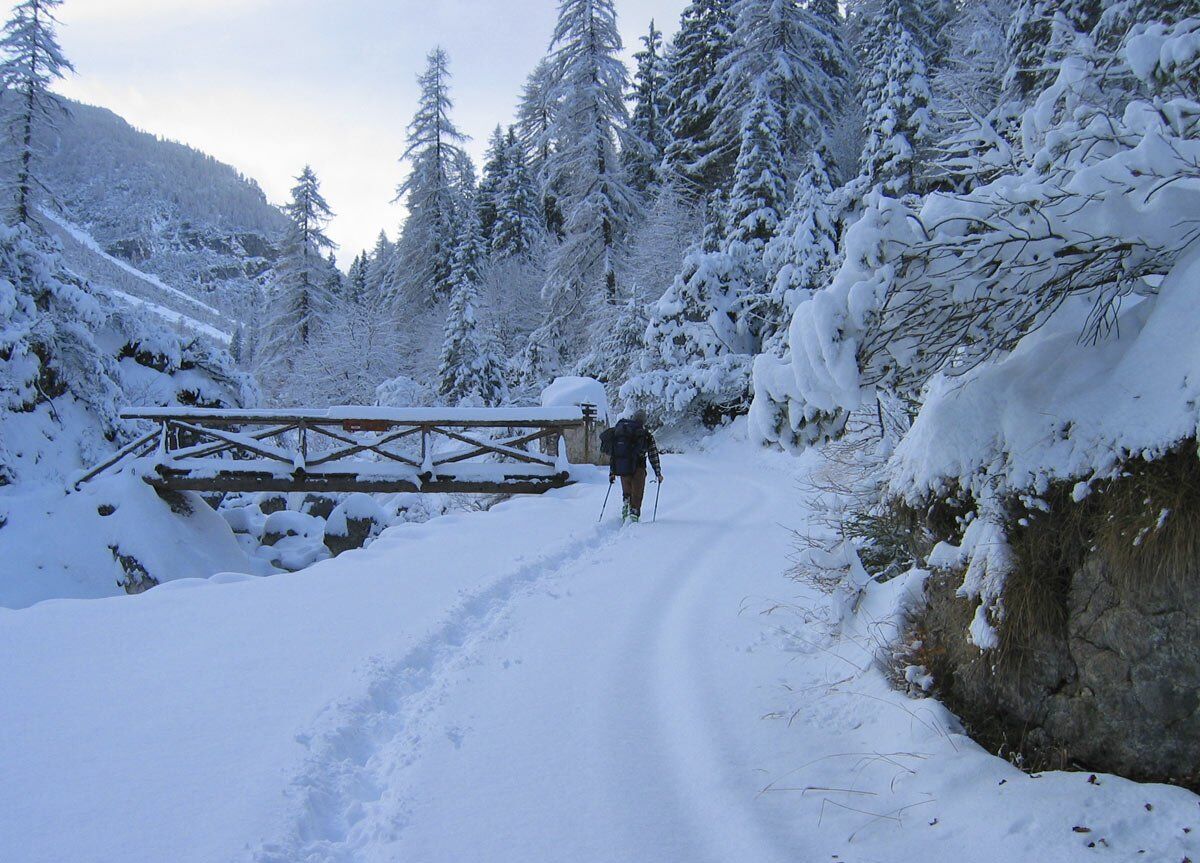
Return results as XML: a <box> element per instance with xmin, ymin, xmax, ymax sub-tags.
<box><xmin>3</xmin><ymin>429</ymin><xmax>1198</xmax><ymax>862</ymax></box>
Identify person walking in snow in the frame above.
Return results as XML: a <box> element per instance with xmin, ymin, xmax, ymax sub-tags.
<box><xmin>603</xmin><ymin>409</ymin><xmax>663</xmax><ymax>523</ymax></box>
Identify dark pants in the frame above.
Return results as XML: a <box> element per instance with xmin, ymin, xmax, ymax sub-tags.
<box><xmin>620</xmin><ymin>467</ymin><xmax>647</xmax><ymax>514</ymax></box>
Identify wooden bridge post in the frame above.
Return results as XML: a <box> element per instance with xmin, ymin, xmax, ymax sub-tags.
<box><xmin>297</xmin><ymin>421</ymin><xmax>308</xmax><ymax>471</ymax></box>
<box><xmin>580</xmin><ymin>403</ymin><xmax>597</xmax><ymax>464</ymax></box>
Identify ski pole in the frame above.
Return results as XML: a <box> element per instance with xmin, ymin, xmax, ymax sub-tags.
<box><xmin>652</xmin><ymin>480</ymin><xmax>661</xmax><ymax>523</ymax></box>
<box><xmin>599</xmin><ymin>481</ymin><xmax>613</xmax><ymax>523</ymax></box>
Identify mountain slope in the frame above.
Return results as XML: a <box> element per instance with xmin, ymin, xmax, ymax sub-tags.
<box><xmin>39</xmin><ymin>208</ymin><xmax>234</xmax><ymax>344</ymax></box>
<box><xmin>43</xmin><ymin>100</ymin><xmax>287</xmax><ymax>321</ymax></box>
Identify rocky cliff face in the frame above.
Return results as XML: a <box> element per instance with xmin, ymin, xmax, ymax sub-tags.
<box><xmin>917</xmin><ymin>555</ymin><xmax>1200</xmax><ymax>787</ymax></box>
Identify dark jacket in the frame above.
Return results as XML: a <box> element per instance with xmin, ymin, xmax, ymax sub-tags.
<box><xmin>606</xmin><ymin>419</ymin><xmax>661</xmax><ymax>477</ymax></box>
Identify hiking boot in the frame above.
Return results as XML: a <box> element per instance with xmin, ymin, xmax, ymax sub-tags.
<box><xmin>622</xmin><ymin>501</ymin><xmax>631</xmax><ymax>521</ymax></box>
<box><xmin>629</xmin><ymin>509</ymin><xmax>641</xmax><ymax>523</ymax></box>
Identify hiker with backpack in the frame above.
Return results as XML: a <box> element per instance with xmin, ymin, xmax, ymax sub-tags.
<box><xmin>600</xmin><ymin>409</ymin><xmax>663</xmax><ymax>523</ymax></box>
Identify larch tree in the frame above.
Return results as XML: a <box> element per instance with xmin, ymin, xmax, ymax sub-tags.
<box><xmin>0</xmin><ymin>0</ymin><xmax>73</xmax><ymax>225</ymax></box>
<box><xmin>515</xmin><ymin>58</ymin><xmax>563</xmax><ymax>236</ymax></box>
<box><xmin>661</xmin><ymin>0</ymin><xmax>737</xmax><ymax>197</ymax></box>
<box><xmin>542</xmin><ymin>0</ymin><xmax>639</xmax><ymax>354</ymax></box>
<box><xmin>394</xmin><ymin>47</ymin><xmax>470</xmax><ymax>307</ymax></box>
<box><xmin>258</xmin><ymin>165</ymin><xmax>337</xmax><ymax>392</ymax></box>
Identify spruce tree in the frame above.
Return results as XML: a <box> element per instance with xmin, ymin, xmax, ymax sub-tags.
<box><xmin>492</xmin><ymin>129</ymin><xmax>540</xmax><ymax>260</ymax></box>
<box><xmin>0</xmin><ymin>0</ymin><xmax>74</xmax><ymax>225</ymax></box>
<box><xmin>661</xmin><ymin>0</ymin><xmax>737</xmax><ymax>196</ymax></box>
<box><xmin>1002</xmin><ymin>0</ymin><xmax>1058</xmax><ymax>101</ymax></box>
<box><xmin>760</xmin><ymin>147</ymin><xmax>838</xmax><ymax>348</ymax></box>
<box><xmin>259</xmin><ymin>166</ymin><xmax>337</xmax><ymax>390</ymax></box>
<box><xmin>625</xmin><ymin>20</ymin><xmax>670</xmax><ymax>193</ymax></box>
<box><xmin>365</xmin><ymin>231</ymin><xmax>393</xmax><ymax>302</ymax></box>
<box><xmin>718</xmin><ymin>0</ymin><xmax>850</xmax><ymax>174</ymax></box>
<box><xmin>394</xmin><ymin>47</ymin><xmax>470</xmax><ymax>307</ymax></box>
<box><xmin>477</xmin><ymin>125</ymin><xmax>509</xmax><ymax>245</ymax></box>
<box><xmin>858</xmin><ymin>3</ymin><xmax>933</xmax><ymax>196</ymax></box>
<box><xmin>727</xmin><ymin>82</ymin><xmax>788</xmax><ymax>247</ymax></box>
<box><xmin>347</xmin><ymin>252</ymin><xmax>370</xmax><ymax>303</ymax></box>
<box><xmin>542</xmin><ymin>0</ymin><xmax>639</xmax><ymax>350</ymax></box>
<box><xmin>438</xmin><ymin>201</ymin><xmax>507</xmax><ymax>406</ymax></box>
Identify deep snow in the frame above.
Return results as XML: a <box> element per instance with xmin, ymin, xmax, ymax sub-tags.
<box><xmin>2</xmin><ymin>428</ymin><xmax>1197</xmax><ymax>862</ymax></box>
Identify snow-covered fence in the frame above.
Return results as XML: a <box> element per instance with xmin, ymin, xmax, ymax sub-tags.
<box><xmin>78</xmin><ymin>406</ymin><xmax>597</xmax><ymax>495</ymax></box>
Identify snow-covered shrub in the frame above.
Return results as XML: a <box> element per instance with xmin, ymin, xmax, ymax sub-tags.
<box><xmin>375</xmin><ymin>374</ymin><xmax>435</xmax><ymax>409</ymax></box>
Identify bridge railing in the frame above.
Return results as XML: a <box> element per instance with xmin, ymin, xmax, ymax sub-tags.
<box><xmin>77</xmin><ymin>405</ymin><xmax>598</xmax><ymax>495</ymax></box>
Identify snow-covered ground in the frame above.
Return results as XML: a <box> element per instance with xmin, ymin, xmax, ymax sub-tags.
<box><xmin>2</xmin><ymin>428</ymin><xmax>1197</xmax><ymax>863</ymax></box>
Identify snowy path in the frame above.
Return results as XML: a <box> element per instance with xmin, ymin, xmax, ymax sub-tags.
<box><xmin>3</xmin><ymin>433</ymin><xmax>1199</xmax><ymax>862</ymax></box>
<box><xmin>256</xmin><ymin>454</ymin><xmax>809</xmax><ymax>863</ymax></box>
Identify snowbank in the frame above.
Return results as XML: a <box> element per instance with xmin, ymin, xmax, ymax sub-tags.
<box><xmin>0</xmin><ymin>472</ymin><xmax>265</xmax><ymax>609</ymax></box>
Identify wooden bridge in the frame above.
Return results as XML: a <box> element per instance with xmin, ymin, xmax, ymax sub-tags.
<box><xmin>78</xmin><ymin>406</ymin><xmax>599</xmax><ymax>495</ymax></box>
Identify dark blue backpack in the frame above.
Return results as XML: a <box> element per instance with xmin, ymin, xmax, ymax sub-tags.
<box><xmin>603</xmin><ymin>419</ymin><xmax>646</xmax><ymax>477</ymax></box>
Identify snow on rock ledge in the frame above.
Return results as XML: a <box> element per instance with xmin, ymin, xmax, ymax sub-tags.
<box><xmin>889</xmin><ymin>242</ymin><xmax>1200</xmax><ymax>502</ymax></box>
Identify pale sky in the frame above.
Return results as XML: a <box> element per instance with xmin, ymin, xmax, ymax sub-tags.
<box><xmin>54</xmin><ymin>0</ymin><xmax>687</xmax><ymax>259</ymax></box>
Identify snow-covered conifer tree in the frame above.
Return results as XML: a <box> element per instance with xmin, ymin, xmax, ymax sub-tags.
<box><xmin>365</xmin><ymin>231</ymin><xmax>394</xmax><ymax>303</ymax></box>
<box><xmin>858</xmin><ymin>3</ymin><xmax>933</xmax><ymax>196</ymax></box>
<box><xmin>542</xmin><ymin>0</ymin><xmax>639</xmax><ymax>351</ymax></box>
<box><xmin>477</xmin><ymin>125</ymin><xmax>509</xmax><ymax>245</ymax></box>
<box><xmin>515</xmin><ymin>58</ymin><xmax>564</xmax><ymax>236</ymax></box>
<box><xmin>727</xmin><ymin>83</ymin><xmax>788</xmax><ymax>247</ymax></box>
<box><xmin>0</xmin><ymin>221</ymin><xmax>119</xmax><ymax>482</ymax></box>
<box><xmin>760</xmin><ymin>147</ymin><xmax>837</xmax><ymax>349</ymax></box>
<box><xmin>661</xmin><ymin>0</ymin><xmax>737</xmax><ymax>196</ymax></box>
<box><xmin>258</xmin><ymin>166</ymin><xmax>337</xmax><ymax>393</ymax></box>
<box><xmin>1002</xmin><ymin>0</ymin><xmax>1058</xmax><ymax>102</ymax></box>
<box><xmin>394</xmin><ymin>47</ymin><xmax>470</xmax><ymax>307</ymax></box>
<box><xmin>492</xmin><ymin>129</ymin><xmax>540</xmax><ymax>260</ymax></box>
<box><xmin>347</xmin><ymin>252</ymin><xmax>369</xmax><ymax>303</ymax></box>
<box><xmin>718</xmin><ymin>0</ymin><xmax>849</xmax><ymax>174</ymax></box>
<box><xmin>438</xmin><ymin>201</ymin><xmax>507</xmax><ymax>406</ymax></box>
<box><xmin>625</xmin><ymin>20</ymin><xmax>670</xmax><ymax>193</ymax></box>
<box><xmin>0</xmin><ymin>0</ymin><xmax>73</xmax><ymax>224</ymax></box>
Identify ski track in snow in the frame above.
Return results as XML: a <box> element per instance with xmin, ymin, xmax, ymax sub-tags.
<box><xmin>254</xmin><ymin>521</ymin><xmax>627</xmax><ymax>863</ymax></box>
<box><xmin>255</xmin><ymin>458</ymin><xmax>789</xmax><ymax>863</ymax></box>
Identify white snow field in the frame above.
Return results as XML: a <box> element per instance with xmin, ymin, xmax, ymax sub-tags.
<box><xmin>3</xmin><ymin>429</ymin><xmax>1198</xmax><ymax>863</ymax></box>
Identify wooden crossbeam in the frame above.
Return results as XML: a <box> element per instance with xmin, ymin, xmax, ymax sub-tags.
<box><xmin>435</xmin><ymin>428</ymin><xmax>555</xmax><ymax>466</ymax></box>
<box><xmin>304</xmin><ymin>424</ymin><xmax>423</xmax><ymax>468</ymax></box>
<box><xmin>431</xmin><ymin>427</ymin><xmax>557</xmax><ymax>468</ymax></box>
<box><xmin>170</xmin><ymin>423</ymin><xmax>298</xmax><ymax>461</ymax></box>
<box><xmin>169</xmin><ymin>421</ymin><xmax>296</xmax><ymax>465</ymax></box>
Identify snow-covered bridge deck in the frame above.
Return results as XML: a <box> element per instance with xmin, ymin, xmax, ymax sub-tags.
<box><xmin>79</xmin><ymin>406</ymin><xmax>599</xmax><ymax>495</ymax></box>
